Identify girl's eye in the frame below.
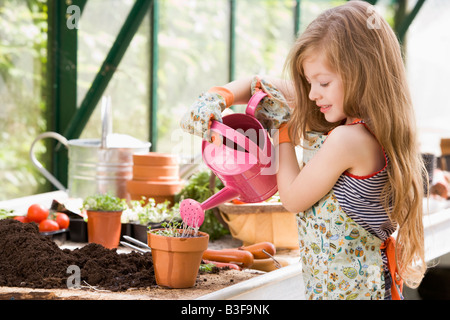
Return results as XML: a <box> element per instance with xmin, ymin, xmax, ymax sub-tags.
<box><xmin>320</xmin><ymin>82</ymin><xmax>330</xmax><ymax>88</ymax></box>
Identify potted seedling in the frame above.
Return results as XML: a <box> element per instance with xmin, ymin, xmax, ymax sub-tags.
<box><xmin>147</xmin><ymin>219</ymin><xmax>209</xmax><ymax>289</ymax></box>
<box><xmin>82</xmin><ymin>193</ymin><xmax>127</xmax><ymax>249</ymax></box>
<box><xmin>124</xmin><ymin>197</ymin><xmax>180</xmax><ymax>243</ymax></box>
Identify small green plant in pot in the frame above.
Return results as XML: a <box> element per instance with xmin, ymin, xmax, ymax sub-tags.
<box><xmin>82</xmin><ymin>193</ymin><xmax>127</xmax><ymax>249</ymax></box>
<box><xmin>147</xmin><ymin>220</ymin><xmax>209</xmax><ymax>289</ymax></box>
<box><xmin>123</xmin><ymin>197</ymin><xmax>181</xmax><ymax>243</ymax></box>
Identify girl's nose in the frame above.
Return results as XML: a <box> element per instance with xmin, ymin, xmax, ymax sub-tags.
<box><xmin>308</xmin><ymin>85</ymin><xmax>321</xmax><ymax>101</ymax></box>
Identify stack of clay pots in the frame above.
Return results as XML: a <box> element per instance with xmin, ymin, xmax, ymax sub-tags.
<box><xmin>127</xmin><ymin>152</ymin><xmax>182</xmax><ymax>204</ymax></box>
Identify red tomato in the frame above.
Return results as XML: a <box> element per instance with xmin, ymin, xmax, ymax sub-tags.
<box><xmin>39</xmin><ymin>219</ymin><xmax>60</xmax><ymax>232</ymax></box>
<box><xmin>13</xmin><ymin>216</ymin><xmax>29</xmax><ymax>223</ymax></box>
<box><xmin>55</xmin><ymin>212</ymin><xmax>70</xmax><ymax>229</ymax></box>
<box><xmin>27</xmin><ymin>204</ymin><xmax>49</xmax><ymax>223</ymax></box>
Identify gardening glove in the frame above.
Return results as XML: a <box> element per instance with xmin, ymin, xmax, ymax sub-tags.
<box><xmin>250</xmin><ymin>75</ymin><xmax>291</xmax><ymax>132</ymax></box>
<box><xmin>180</xmin><ymin>87</ymin><xmax>234</xmax><ymax>143</ymax></box>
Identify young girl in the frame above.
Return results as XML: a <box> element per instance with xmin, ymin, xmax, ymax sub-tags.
<box><xmin>180</xmin><ymin>1</ymin><xmax>427</xmax><ymax>300</ymax></box>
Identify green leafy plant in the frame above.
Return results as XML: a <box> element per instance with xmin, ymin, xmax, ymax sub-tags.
<box><xmin>199</xmin><ymin>263</ymin><xmax>218</xmax><ymax>273</ymax></box>
<box><xmin>82</xmin><ymin>193</ymin><xmax>127</xmax><ymax>212</ymax></box>
<box><xmin>0</xmin><ymin>208</ymin><xmax>15</xmax><ymax>219</ymax></box>
<box><xmin>124</xmin><ymin>197</ymin><xmax>180</xmax><ymax>225</ymax></box>
<box><xmin>174</xmin><ymin>170</ymin><xmax>229</xmax><ymax>240</ymax></box>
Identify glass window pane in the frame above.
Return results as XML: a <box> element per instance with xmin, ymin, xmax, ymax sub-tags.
<box><xmin>78</xmin><ymin>0</ymin><xmax>150</xmax><ymax>143</ymax></box>
<box><xmin>0</xmin><ymin>0</ymin><xmax>48</xmax><ymax>200</ymax></box>
<box><xmin>157</xmin><ymin>0</ymin><xmax>230</xmax><ymax>159</ymax></box>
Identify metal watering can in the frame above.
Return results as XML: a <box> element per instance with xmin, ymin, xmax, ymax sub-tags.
<box><xmin>30</xmin><ymin>97</ymin><xmax>151</xmax><ymax>200</ymax></box>
<box><xmin>180</xmin><ymin>91</ymin><xmax>278</xmax><ymax>227</ymax></box>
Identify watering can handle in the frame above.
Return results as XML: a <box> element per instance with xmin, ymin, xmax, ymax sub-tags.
<box><xmin>29</xmin><ymin>132</ymin><xmax>68</xmax><ymax>192</ymax></box>
<box><xmin>209</xmin><ymin>91</ymin><xmax>270</xmax><ymax>160</ymax></box>
<box><xmin>209</xmin><ymin>121</ymin><xmax>269</xmax><ymax>165</ymax></box>
<box><xmin>245</xmin><ymin>91</ymin><xmax>268</xmax><ymax>117</ymax></box>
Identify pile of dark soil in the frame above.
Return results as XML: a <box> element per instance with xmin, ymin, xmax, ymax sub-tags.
<box><xmin>0</xmin><ymin>219</ymin><xmax>155</xmax><ymax>291</ymax></box>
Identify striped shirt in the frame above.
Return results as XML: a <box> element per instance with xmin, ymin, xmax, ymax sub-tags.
<box><xmin>331</xmin><ymin>121</ymin><xmax>396</xmax><ymax>299</ymax></box>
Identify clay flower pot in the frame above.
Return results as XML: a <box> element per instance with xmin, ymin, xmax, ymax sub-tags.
<box><xmin>87</xmin><ymin>210</ymin><xmax>123</xmax><ymax>249</ymax></box>
<box><xmin>83</xmin><ymin>194</ymin><xmax>127</xmax><ymax>249</ymax></box>
<box><xmin>147</xmin><ymin>229</ymin><xmax>209</xmax><ymax>288</ymax></box>
<box><xmin>127</xmin><ymin>152</ymin><xmax>182</xmax><ymax>204</ymax></box>
<box><xmin>133</xmin><ymin>152</ymin><xmax>179</xmax><ymax>166</ymax></box>
<box><xmin>132</xmin><ymin>165</ymin><xmax>179</xmax><ymax>181</ymax></box>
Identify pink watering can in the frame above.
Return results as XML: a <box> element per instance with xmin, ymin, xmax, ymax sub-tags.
<box><xmin>180</xmin><ymin>91</ymin><xmax>278</xmax><ymax>228</ymax></box>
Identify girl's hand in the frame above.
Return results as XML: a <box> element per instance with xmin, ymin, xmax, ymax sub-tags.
<box><xmin>179</xmin><ymin>88</ymin><xmax>233</xmax><ymax>142</ymax></box>
<box><xmin>179</xmin><ymin>76</ymin><xmax>293</xmax><ymax>142</ymax></box>
<box><xmin>250</xmin><ymin>76</ymin><xmax>292</xmax><ymax>132</ymax></box>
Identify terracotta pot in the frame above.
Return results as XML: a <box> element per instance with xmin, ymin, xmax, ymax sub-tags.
<box><xmin>128</xmin><ymin>152</ymin><xmax>182</xmax><ymax>204</ymax></box>
<box><xmin>133</xmin><ymin>152</ymin><xmax>179</xmax><ymax>166</ymax></box>
<box><xmin>132</xmin><ymin>165</ymin><xmax>179</xmax><ymax>181</ymax></box>
<box><xmin>126</xmin><ymin>180</ymin><xmax>182</xmax><ymax>199</ymax></box>
<box><xmin>147</xmin><ymin>229</ymin><xmax>209</xmax><ymax>288</ymax></box>
<box><xmin>87</xmin><ymin>210</ymin><xmax>123</xmax><ymax>249</ymax></box>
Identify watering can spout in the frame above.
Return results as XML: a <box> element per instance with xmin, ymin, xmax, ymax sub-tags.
<box><xmin>179</xmin><ymin>187</ymin><xmax>239</xmax><ymax>228</ymax></box>
<box><xmin>200</xmin><ymin>187</ymin><xmax>240</xmax><ymax>212</ymax></box>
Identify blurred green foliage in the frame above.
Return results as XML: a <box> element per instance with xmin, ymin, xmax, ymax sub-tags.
<box><xmin>0</xmin><ymin>0</ymin><xmax>49</xmax><ymax>200</ymax></box>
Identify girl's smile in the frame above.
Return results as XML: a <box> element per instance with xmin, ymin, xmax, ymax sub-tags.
<box><xmin>303</xmin><ymin>55</ymin><xmax>346</xmax><ymax>123</ymax></box>
<box><xmin>318</xmin><ymin>104</ymin><xmax>332</xmax><ymax>113</ymax></box>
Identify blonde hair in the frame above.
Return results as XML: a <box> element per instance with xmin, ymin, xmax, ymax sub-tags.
<box><xmin>285</xmin><ymin>1</ymin><xmax>427</xmax><ymax>288</ymax></box>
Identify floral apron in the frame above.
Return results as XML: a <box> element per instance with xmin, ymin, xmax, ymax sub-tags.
<box><xmin>297</xmin><ymin>132</ymin><xmax>385</xmax><ymax>300</ymax></box>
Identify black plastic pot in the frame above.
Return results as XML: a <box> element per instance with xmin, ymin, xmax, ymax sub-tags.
<box><xmin>68</xmin><ymin>218</ymin><xmax>88</xmax><ymax>242</ymax></box>
<box><xmin>41</xmin><ymin>228</ymin><xmax>69</xmax><ymax>245</ymax></box>
<box><xmin>120</xmin><ymin>222</ymin><xmax>133</xmax><ymax>241</ymax></box>
<box><xmin>131</xmin><ymin>223</ymin><xmax>148</xmax><ymax>243</ymax></box>
<box><xmin>132</xmin><ymin>222</ymin><xmax>165</xmax><ymax>243</ymax></box>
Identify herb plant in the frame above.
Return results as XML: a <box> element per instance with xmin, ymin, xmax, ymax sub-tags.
<box><xmin>82</xmin><ymin>193</ymin><xmax>127</xmax><ymax>212</ymax></box>
<box><xmin>149</xmin><ymin>219</ymin><xmax>198</xmax><ymax>238</ymax></box>
<box><xmin>124</xmin><ymin>198</ymin><xmax>180</xmax><ymax>225</ymax></box>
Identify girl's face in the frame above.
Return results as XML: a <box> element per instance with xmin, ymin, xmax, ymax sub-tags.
<box><xmin>303</xmin><ymin>55</ymin><xmax>350</xmax><ymax>124</ymax></box>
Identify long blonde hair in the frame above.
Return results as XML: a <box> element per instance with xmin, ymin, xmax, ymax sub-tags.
<box><xmin>285</xmin><ymin>1</ymin><xmax>427</xmax><ymax>288</ymax></box>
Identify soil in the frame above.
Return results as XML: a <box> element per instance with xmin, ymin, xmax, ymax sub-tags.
<box><xmin>0</xmin><ymin>219</ymin><xmax>301</xmax><ymax>300</ymax></box>
<box><xmin>0</xmin><ymin>219</ymin><xmax>155</xmax><ymax>291</ymax></box>
<box><xmin>0</xmin><ymin>219</ymin><xmax>262</xmax><ymax>299</ymax></box>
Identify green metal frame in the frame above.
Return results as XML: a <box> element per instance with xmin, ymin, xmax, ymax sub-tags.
<box><xmin>396</xmin><ymin>0</ymin><xmax>426</xmax><ymax>44</ymax></box>
<box><xmin>47</xmin><ymin>0</ymin><xmax>87</xmax><ymax>188</ymax></box>
<box><xmin>63</xmin><ymin>0</ymin><xmax>152</xmax><ymax>141</ymax></box>
<box><xmin>149</xmin><ymin>0</ymin><xmax>159</xmax><ymax>150</ymax></box>
<box><xmin>351</xmin><ymin>0</ymin><xmax>426</xmax><ymax>44</ymax></box>
<box><xmin>46</xmin><ymin>0</ymin><xmax>424</xmax><ymax>188</ymax></box>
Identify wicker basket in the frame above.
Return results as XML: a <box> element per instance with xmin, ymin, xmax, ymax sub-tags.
<box><xmin>218</xmin><ymin>202</ymin><xmax>299</xmax><ymax>250</ymax></box>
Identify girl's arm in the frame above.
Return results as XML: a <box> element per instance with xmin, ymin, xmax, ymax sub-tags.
<box><xmin>276</xmin><ymin>126</ymin><xmax>357</xmax><ymax>213</ymax></box>
<box><xmin>222</xmin><ymin>76</ymin><xmax>295</xmax><ymax>105</ymax></box>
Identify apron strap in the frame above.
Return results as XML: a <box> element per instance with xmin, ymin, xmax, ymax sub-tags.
<box><xmin>327</xmin><ymin>118</ymin><xmax>363</xmax><ymax>135</ymax></box>
<box><xmin>381</xmin><ymin>236</ymin><xmax>404</xmax><ymax>300</ymax></box>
